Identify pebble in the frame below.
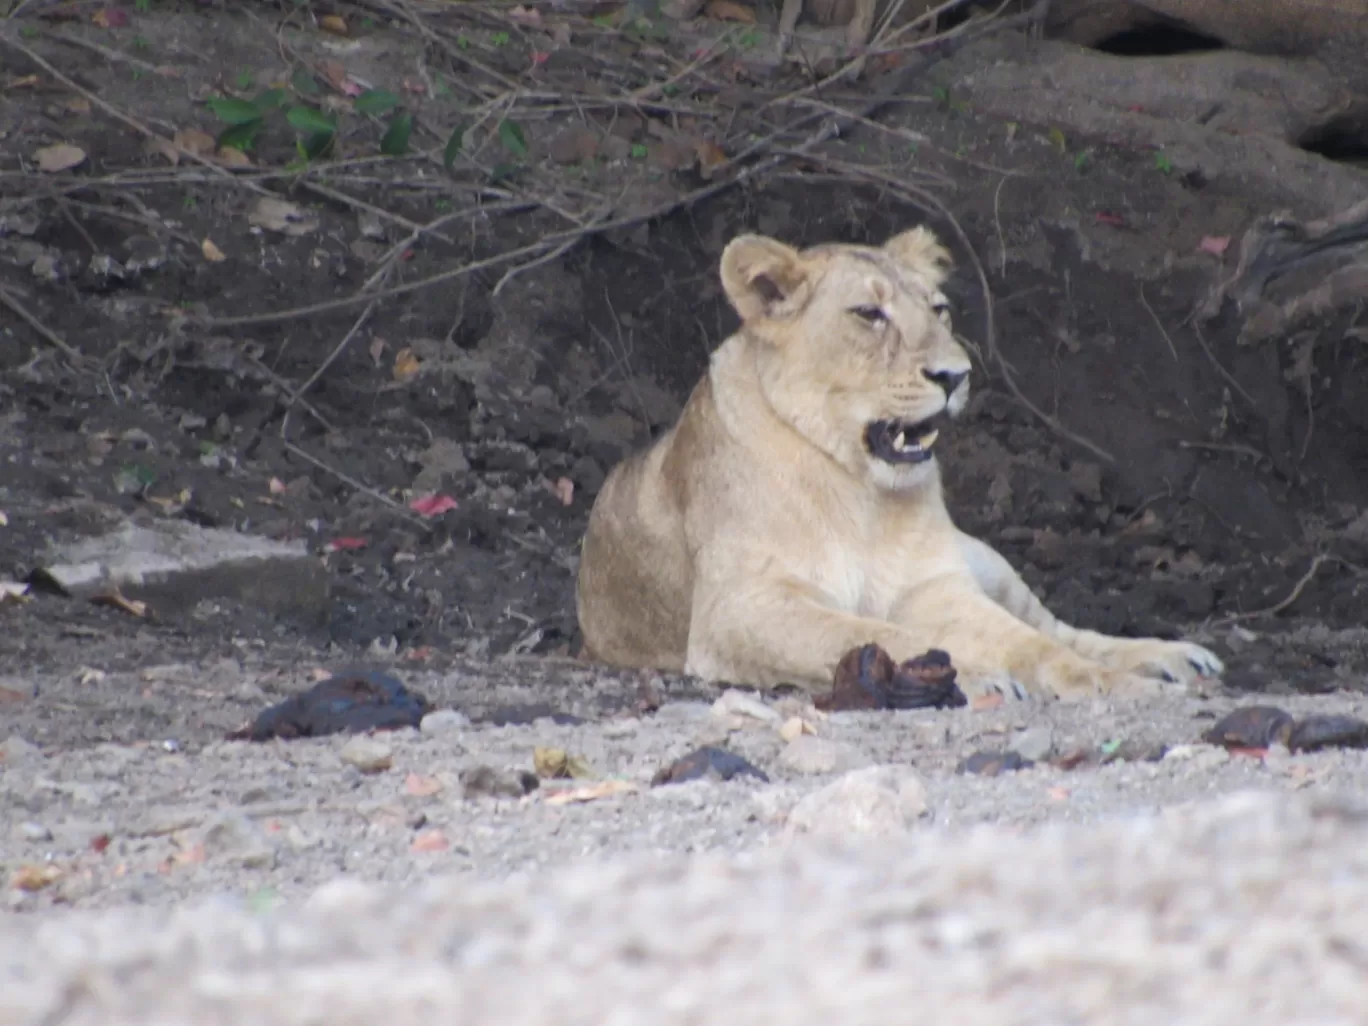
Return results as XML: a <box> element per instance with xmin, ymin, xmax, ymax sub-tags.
<box><xmin>420</xmin><ymin>709</ymin><xmax>471</xmax><ymax>736</ymax></box>
<box><xmin>778</xmin><ymin>717</ymin><xmax>809</xmax><ymax>743</ymax></box>
<box><xmin>786</xmin><ymin>765</ymin><xmax>929</xmax><ymax>838</ymax></box>
<box><xmin>0</xmin><ymin>735</ymin><xmax>41</xmax><ymax>764</ymax></box>
<box><xmin>15</xmin><ymin>822</ymin><xmax>52</xmax><ymax>842</ymax></box>
<box><xmin>1011</xmin><ymin>726</ymin><xmax>1055</xmax><ymax>762</ymax></box>
<box><xmin>778</xmin><ymin>736</ymin><xmax>870</xmax><ymax>775</ymax></box>
<box><xmin>340</xmin><ymin>736</ymin><xmax>394</xmax><ymax>773</ymax></box>
<box><xmin>202</xmin><ymin>811</ymin><xmax>277</xmax><ymax>869</ymax></box>
<box><xmin>711</xmin><ymin>690</ymin><xmax>781</xmax><ymax>724</ymax></box>
<box><xmin>1165</xmin><ymin>743</ymin><xmax>1231</xmax><ymax>770</ymax></box>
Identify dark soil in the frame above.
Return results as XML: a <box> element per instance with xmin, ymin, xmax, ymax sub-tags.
<box><xmin>3</xmin><ymin>1</ymin><xmax>1368</xmax><ymax>751</ymax></box>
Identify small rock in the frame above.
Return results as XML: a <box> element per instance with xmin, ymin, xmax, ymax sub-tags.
<box><xmin>652</xmin><ymin>746</ymin><xmax>770</xmax><ymax>786</ymax></box>
<box><xmin>778</xmin><ymin>736</ymin><xmax>870</xmax><ymax>775</ymax></box>
<box><xmin>602</xmin><ymin>717</ymin><xmax>640</xmax><ymax>738</ymax></box>
<box><xmin>15</xmin><ymin>822</ymin><xmax>52</xmax><ymax>842</ymax></box>
<box><xmin>957</xmin><ymin>750</ymin><xmax>1033</xmax><ymax>776</ymax></box>
<box><xmin>460</xmin><ymin>765</ymin><xmax>539</xmax><ymax>800</ymax></box>
<box><xmin>711</xmin><ymin>689</ymin><xmax>780</xmax><ymax>723</ymax></box>
<box><xmin>786</xmin><ymin>766</ymin><xmax>928</xmax><ymax>838</ymax></box>
<box><xmin>1165</xmin><ymin>743</ymin><xmax>1231</xmax><ymax>770</ymax></box>
<box><xmin>1287</xmin><ymin>714</ymin><xmax>1368</xmax><ymax>753</ymax></box>
<box><xmin>778</xmin><ymin>716</ymin><xmax>809</xmax><ymax>743</ymax></box>
<box><xmin>1011</xmin><ymin>726</ymin><xmax>1055</xmax><ymax>762</ymax></box>
<box><xmin>202</xmin><ymin>811</ymin><xmax>276</xmax><ymax>869</ymax></box>
<box><xmin>420</xmin><ymin>709</ymin><xmax>470</xmax><ymax>736</ymax></box>
<box><xmin>1201</xmin><ymin>705</ymin><xmax>1294</xmax><ymax>750</ymax></box>
<box><xmin>0</xmin><ymin>736</ymin><xmax>41</xmax><ymax>764</ymax></box>
<box><xmin>816</xmin><ymin>644</ymin><xmax>966</xmax><ymax>712</ymax></box>
<box><xmin>229</xmin><ymin>669</ymin><xmax>429</xmax><ymax>742</ymax></box>
<box><xmin>340</xmin><ymin>736</ymin><xmax>393</xmax><ymax>773</ymax></box>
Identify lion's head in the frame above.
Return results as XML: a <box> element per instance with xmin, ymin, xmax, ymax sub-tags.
<box><xmin>719</xmin><ymin>226</ymin><xmax>972</xmax><ymax>490</ymax></box>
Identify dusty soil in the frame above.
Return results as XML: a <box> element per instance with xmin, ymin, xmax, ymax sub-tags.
<box><xmin>2</xmin><ymin>1</ymin><xmax>1368</xmax><ymax>1019</ymax></box>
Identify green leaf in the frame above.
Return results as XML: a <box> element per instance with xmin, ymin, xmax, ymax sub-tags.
<box><xmin>290</xmin><ymin>67</ymin><xmax>321</xmax><ymax>96</ymax></box>
<box><xmin>442</xmin><ymin>124</ymin><xmax>467</xmax><ymax>169</ymax></box>
<box><xmin>380</xmin><ymin>111</ymin><xmax>412</xmax><ymax>156</ymax></box>
<box><xmin>629</xmin><ymin>143</ymin><xmax>647</xmax><ymax>159</ymax></box>
<box><xmin>497</xmin><ymin>119</ymin><xmax>527</xmax><ymax>157</ymax></box>
<box><xmin>301</xmin><ymin>130</ymin><xmax>335</xmax><ymax>159</ymax></box>
<box><xmin>205</xmin><ymin>96</ymin><xmax>263</xmax><ymax>125</ymax></box>
<box><xmin>355</xmin><ymin>88</ymin><xmax>401</xmax><ymax>115</ymax></box>
<box><xmin>286</xmin><ymin>105</ymin><xmax>336</xmax><ymax>136</ymax></box>
<box><xmin>252</xmin><ymin>88</ymin><xmax>288</xmax><ymax>111</ymax></box>
<box><xmin>216</xmin><ymin>120</ymin><xmax>263</xmax><ymax>152</ymax></box>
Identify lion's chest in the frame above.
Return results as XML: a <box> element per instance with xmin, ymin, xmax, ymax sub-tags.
<box><xmin>802</xmin><ymin>520</ymin><xmax>951</xmax><ymax>619</ymax></box>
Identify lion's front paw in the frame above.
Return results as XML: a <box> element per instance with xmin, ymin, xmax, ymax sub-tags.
<box><xmin>1092</xmin><ymin>639</ymin><xmax>1225</xmax><ymax>689</ymax></box>
<box><xmin>955</xmin><ymin>653</ymin><xmax>1162</xmax><ymax>704</ymax></box>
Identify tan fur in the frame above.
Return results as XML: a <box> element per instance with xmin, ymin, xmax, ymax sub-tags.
<box><xmin>576</xmin><ymin>228</ymin><xmax>1225</xmax><ymax>701</ymax></box>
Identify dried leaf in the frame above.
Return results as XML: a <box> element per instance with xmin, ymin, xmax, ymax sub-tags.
<box><xmin>319</xmin><ymin>14</ymin><xmax>348</xmax><ymax>35</ymax></box>
<box><xmin>200</xmin><ymin>238</ymin><xmax>226</xmax><ymax>262</ymax></box>
<box><xmin>90</xmin><ymin>834</ymin><xmax>111</xmax><ymax>853</ymax></box>
<box><xmin>146</xmin><ymin>137</ymin><xmax>180</xmax><ymax>165</ymax></box>
<box><xmin>33</xmin><ymin>143</ymin><xmax>87</xmax><ymax>173</ymax></box>
<box><xmin>327</xmin><ymin>537</ymin><xmax>368</xmax><ymax>551</ymax></box>
<box><xmin>0</xmin><ymin>581</ymin><xmax>29</xmax><ymax>605</ymax></box>
<box><xmin>542</xmin><ymin>779</ymin><xmax>638</xmax><ymax>805</ymax></box>
<box><xmin>91</xmin><ymin>589</ymin><xmax>148</xmax><ymax>618</ymax></box>
<box><xmin>92</xmin><ymin>6</ymin><xmax>130</xmax><ymax>27</ymax></box>
<box><xmin>248</xmin><ymin>197</ymin><xmax>319</xmax><ymax>236</ymax></box>
<box><xmin>268</xmin><ymin>477</ymin><xmax>287</xmax><ymax>495</ymax></box>
<box><xmin>368</xmin><ymin>337</ymin><xmax>387</xmax><ymax>365</ymax></box>
<box><xmin>320</xmin><ymin>61</ymin><xmax>350</xmax><ymax>94</ymax></box>
<box><xmin>970</xmin><ymin>693</ymin><xmax>1004</xmax><ymax>712</ymax></box>
<box><xmin>508</xmin><ymin>4</ymin><xmax>542</xmax><ymax>24</ymax></box>
<box><xmin>694</xmin><ymin>139</ymin><xmax>727</xmax><ymax>178</ymax></box>
<box><xmin>1198</xmin><ymin>235</ymin><xmax>1230</xmax><ymax>256</ymax></box>
<box><xmin>411</xmin><ymin>829</ymin><xmax>450</xmax><ymax>852</ymax></box>
<box><xmin>175</xmin><ymin>127</ymin><xmax>217</xmax><ymax>156</ymax></box>
<box><xmin>404</xmin><ymin>773</ymin><xmax>444</xmax><ymax>797</ymax></box>
<box><xmin>551</xmin><ymin>477</ymin><xmax>574</xmax><ymax>505</ymax></box>
<box><xmin>10</xmin><ymin>865</ymin><xmax>62</xmax><ymax>891</ymax></box>
<box><xmin>533</xmin><ymin>747</ymin><xmax>595</xmax><ymax>779</ymax></box>
<box><xmin>77</xmin><ymin>666</ymin><xmax>106</xmax><ymax>685</ymax></box>
<box><xmin>392</xmin><ymin>347</ymin><xmax>422</xmax><ymax>382</ymax></box>
<box><xmin>409</xmin><ymin>494</ymin><xmax>458</xmax><ymax>517</ymax></box>
<box><xmin>216</xmin><ymin>146</ymin><xmax>252</xmax><ymax>167</ymax></box>
<box><xmin>704</xmin><ymin>0</ymin><xmax>756</xmax><ymax>21</ymax></box>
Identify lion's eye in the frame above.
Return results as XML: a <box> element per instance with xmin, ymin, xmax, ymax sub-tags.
<box><xmin>851</xmin><ymin>305</ymin><xmax>886</xmax><ymax>325</ymax></box>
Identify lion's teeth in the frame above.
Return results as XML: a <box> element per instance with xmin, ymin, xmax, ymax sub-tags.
<box><xmin>893</xmin><ymin>430</ymin><xmax>906</xmax><ymax>450</ymax></box>
<box><xmin>918</xmin><ymin>428</ymin><xmax>939</xmax><ymax>449</ymax></box>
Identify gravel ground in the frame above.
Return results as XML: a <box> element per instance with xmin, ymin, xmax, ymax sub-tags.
<box><xmin>5</xmin><ymin>672</ymin><xmax>1368</xmax><ymax>1024</ymax></box>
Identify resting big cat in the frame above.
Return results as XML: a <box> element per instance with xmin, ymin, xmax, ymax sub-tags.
<box><xmin>575</xmin><ymin>227</ymin><xmax>1224</xmax><ymax>701</ymax></box>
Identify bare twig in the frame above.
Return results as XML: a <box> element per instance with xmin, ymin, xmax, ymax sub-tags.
<box><xmin>0</xmin><ymin>285</ymin><xmax>85</xmax><ymax>365</ymax></box>
<box><xmin>1212</xmin><ymin>554</ymin><xmax>1328</xmax><ymax>625</ymax></box>
<box><xmin>1138</xmin><ymin>283</ymin><xmax>1180</xmax><ymax>363</ymax></box>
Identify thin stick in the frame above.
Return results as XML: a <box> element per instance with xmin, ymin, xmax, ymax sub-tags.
<box><xmin>0</xmin><ymin>285</ymin><xmax>84</xmax><ymax>364</ymax></box>
<box><xmin>1138</xmin><ymin>283</ymin><xmax>1179</xmax><ymax>363</ymax></box>
<box><xmin>1212</xmin><ymin>554</ymin><xmax>1327</xmax><ymax>625</ymax></box>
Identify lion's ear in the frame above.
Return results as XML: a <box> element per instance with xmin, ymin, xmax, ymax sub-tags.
<box><xmin>884</xmin><ymin>226</ymin><xmax>952</xmax><ymax>285</ymax></box>
<box><xmin>720</xmin><ymin>234</ymin><xmax>809</xmax><ymax>323</ymax></box>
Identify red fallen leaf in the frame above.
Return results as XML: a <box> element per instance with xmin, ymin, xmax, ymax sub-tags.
<box><xmin>970</xmin><ymin>693</ymin><xmax>1004</xmax><ymax>712</ymax></box>
<box><xmin>404</xmin><ymin>772</ymin><xmax>443</xmax><ymax>797</ymax></box>
<box><xmin>401</xmin><ymin>646</ymin><xmax>435</xmax><ymax>662</ymax></box>
<box><xmin>1095</xmin><ymin>211</ymin><xmax>1128</xmax><ymax>228</ymax></box>
<box><xmin>411</xmin><ymin>829</ymin><xmax>449</xmax><ymax>852</ymax></box>
<box><xmin>530</xmin><ymin>51</ymin><xmax>551</xmax><ymax>68</ymax></box>
<box><xmin>92</xmin><ymin>7</ymin><xmax>130</xmax><ymax>27</ymax></box>
<box><xmin>327</xmin><ymin>537</ymin><xmax>368</xmax><ymax>551</ymax></box>
<box><xmin>409</xmin><ymin>494</ymin><xmax>457</xmax><ymax>517</ymax></box>
<box><xmin>1127</xmin><ymin>104</ymin><xmax>1145</xmax><ymax>113</ymax></box>
<box><xmin>1228</xmin><ymin>746</ymin><xmax>1268</xmax><ymax>759</ymax></box>
<box><xmin>401</xmin><ymin>78</ymin><xmax>426</xmax><ymax>95</ymax></box>
<box><xmin>1046</xmin><ymin>786</ymin><xmax>1071</xmax><ymax>801</ymax></box>
<box><xmin>90</xmin><ymin>833</ymin><xmax>111</xmax><ymax>854</ymax></box>
<box><xmin>1198</xmin><ymin>235</ymin><xmax>1230</xmax><ymax>256</ymax></box>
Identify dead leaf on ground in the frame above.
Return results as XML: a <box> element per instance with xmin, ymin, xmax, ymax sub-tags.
<box><xmin>404</xmin><ymin>772</ymin><xmax>443</xmax><ymax>797</ymax></box>
<box><xmin>694</xmin><ymin>139</ymin><xmax>728</xmax><ymax>178</ymax></box>
<box><xmin>533</xmin><ymin>746</ymin><xmax>595</xmax><ymax>779</ymax></box>
<box><xmin>0</xmin><ymin>683</ymin><xmax>28</xmax><ymax>704</ymax></box>
<box><xmin>411</xmin><ymin>829</ymin><xmax>450</xmax><ymax>852</ymax></box>
<box><xmin>319</xmin><ymin>13</ymin><xmax>348</xmax><ymax>34</ymax></box>
<box><xmin>0</xmin><ymin>580</ymin><xmax>30</xmax><ymax>605</ymax></box>
<box><xmin>175</xmin><ymin>127</ymin><xmax>217</xmax><ymax>157</ymax></box>
<box><xmin>10</xmin><ymin>865</ymin><xmax>62</xmax><ymax>891</ymax></box>
<box><xmin>971</xmin><ymin>693</ymin><xmax>1005</xmax><ymax>712</ymax></box>
<box><xmin>705</xmin><ymin>0</ymin><xmax>756</xmax><ymax>20</ymax></box>
<box><xmin>91</xmin><ymin>589</ymin><xmax>148</xmax><ymax>618</ymax></box>
<box><xmin>542</xmin><ymin>779</ymin><xmax>639</xmax><ymax>805</ymax></box>
<box><xmin>201</xmin><ymin>238</ymin><xmax>226</xmax><ymax>262</ymax></box>
<box><xmin>92</xmin><ymin>6</ymin><xmax>130</xmax><ymax>27</ymax></box>
<box><xmin>1198</xmin><ymin>235</ymin><xmax>1231</xmax><ymax>257</ymax></box>
<box><xmin>392</xmin><ymin>347</ymin><xmax>422</xmax><ymax>382</ymax></box>
<box><xmin>33</xmin><ymin>143</ymin><xmax>87</xmax><ymax>173</ymax></box>
<box><xmin>248</xmin><ymin>197</ymin><xmax>319</xmax><ymax>236</ymax></box>
<box><xmin>77</xmin><ymin>666</ymin><xmax>106</xmax><ymax>685</ymax></box>
<box><xmin>6</xmin><ymin>75</ymin><xmax>40</xmax><ymax>90</ymax></box>
<box><xmin>549</xmin><ymin>477</ymin><xmax>575</xmax><ymax>505</ymax></box>
<box><xmin>368</xmin><ymin>337</ymin><xmax>387</xmax><ymax>365</ymax></box>
<box><xmin>216</xmin><ymin>146</ymin><xmax>252</xmax><ymax>168</ymax></box>
<box><xmin>508</xmin><ymin>4</ymin><xmax>543</xmax><ymax>24</ymax></box>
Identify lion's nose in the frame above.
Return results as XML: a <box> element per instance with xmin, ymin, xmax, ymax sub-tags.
<box><xmin>923</xmin><ymin>368</ymin><xmax>968</xmax><ymax>397</ymax></box>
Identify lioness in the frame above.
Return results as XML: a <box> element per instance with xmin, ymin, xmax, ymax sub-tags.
<box><xmin>576</xmin><ymin>227</ymin><xmax>1225</xmax><ymax>701</ymax></box>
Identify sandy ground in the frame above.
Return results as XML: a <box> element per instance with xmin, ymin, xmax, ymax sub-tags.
<box><xmin>5</xmin><ymin>662</ymin><xmax>1368</xmax><ymax>1023</ymax></box>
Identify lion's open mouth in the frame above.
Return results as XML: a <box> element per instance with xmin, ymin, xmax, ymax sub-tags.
<box><xmin>864</xmin><ymin>415</ymin><xmax>944</xmax><ymax>465</ymax></box>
